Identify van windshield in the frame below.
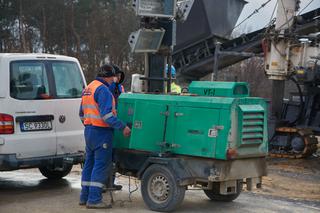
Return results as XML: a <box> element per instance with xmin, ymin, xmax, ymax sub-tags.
<box><xmin>10</xmin><ymin>60</ymin><xmax>85</xmax><ymax>100</ymax></box>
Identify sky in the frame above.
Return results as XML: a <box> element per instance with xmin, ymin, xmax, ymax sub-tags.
<box><xmin>235</xmin><ymin>0</ymin><xmax>320</xmax><ymax>33</ymax></box>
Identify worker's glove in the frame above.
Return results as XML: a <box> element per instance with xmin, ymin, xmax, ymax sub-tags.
<box><xmin>123</xmin><ymin>126</ymin><xmax>131</xmax><ymax>137</ymax></box>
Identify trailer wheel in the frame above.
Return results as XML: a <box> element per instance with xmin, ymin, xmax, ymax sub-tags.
<box><xmin>203</xmin><ymin>180</ymin><xmax>242</xmax><ymax>202</ymax></box>
<box><xmin>39</xmin><ymin>164</ymin><xmax>73</xmax><ymax>179</ymax></box>
<box><xmin>141</xmin><ymin>164</ymin><xmax>185</xmax><ymax>212</ymax></box>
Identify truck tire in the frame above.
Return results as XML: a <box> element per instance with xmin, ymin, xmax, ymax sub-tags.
<box><xmin>203</xmin><ymin>180</ymin><xmax>242</xmax><ymax>202</ymax></box>
<box><xmin>39</xmin><ymin>164</ymin><xmax>73</xmax><ymax>179</ymax></box>
<box><xmin>141</xmin><ymin>164</ymin><xmax>185</xmax><ymax>212</ymax></box>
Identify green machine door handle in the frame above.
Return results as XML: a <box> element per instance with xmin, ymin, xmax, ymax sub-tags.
<box><xmin>160</xmin><ymin>111</ymin><xmax>170</xmax><ymax>116</ymax></box>
<box><xmin>175</xmin><ymin>112</ymin><xmax>184</xmax><ymax>117</ymax></box>
<box><xmin>214</xmin><ymin>126</ymin><xmax>224</xmax><ymax>130</ymax></box>
<box><xmin>208</xmin><ymin>126</ymin><xmax>224</xmax><ymax>138</ymax></box>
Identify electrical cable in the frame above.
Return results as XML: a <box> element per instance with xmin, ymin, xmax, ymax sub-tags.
<box><xmin>231</xmin><ymin>0</ymin><xmax>314</xmax><ymax>37</ymax></box>
<box><xmin>226</xmin><ymin>0</ymin><xmax>273</xmax><ymax>36</ymax></box>
<box><xmin>112</xmin><ymin>175</ymin><xmax>140</xmax><ymax>207</ymax></box>
<box><xmin>128</xmin><ymin>175</ymin><xmax>139</xmax><ymax>201</ymax></box>
<box><xmin>263</xmin><ymin>0</ymin><xmax>317</xmax><ymax>36</ymax></box>
<box><xmin>298</xmin><ymin>0</ymin><xmax>315</xmax><ymax>15</ymax></box>
<box><xmin>276</xmin><ymin>0</ymin><xmax>314</xmax><ymax>31</ymax></box>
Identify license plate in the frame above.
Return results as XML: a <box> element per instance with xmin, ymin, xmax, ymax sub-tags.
<box><xmin>20</xmin><ymin>121</ymin><xmax>52</xmax><ymax>132</ymax></box>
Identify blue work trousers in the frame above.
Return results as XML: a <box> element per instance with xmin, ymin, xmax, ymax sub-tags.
<box><xmin>80</xmin><ymin>126</ymin><xmax>113</xmax><ymax>204</ymax></box>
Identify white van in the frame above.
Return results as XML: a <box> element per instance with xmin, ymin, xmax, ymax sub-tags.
<box><xmin>0</xmin><ymin>53</ymin><xmax>86</xmax><ymax>179</ymax></box>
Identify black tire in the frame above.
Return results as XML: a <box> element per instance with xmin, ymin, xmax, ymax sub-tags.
<box><xmin>204</xmin><ymin>180</ymin><xmax>243</xmax><ymax>202</ymax></box>
<box><xmin>141</xmin><ymin>164</ymin><xmax>186</xmax><ymax>212</ymax></box>
<box><xmin>39</xmin><ymin>164</ymin><xmax>73</xmax><ymax>179</ymax></box>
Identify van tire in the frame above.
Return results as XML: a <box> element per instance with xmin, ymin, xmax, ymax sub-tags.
<box><xmin>141</xmin><ymin>164</ymin><xmax>185</xmax><ymax>212</ymax></box>
<box><xmin>39</xmin><ymin>164</ymin><xmax>73</xmax><ymax>179</ymax></box>
<box><xmin>203</xmin><ymin>180</ymin><xmax>242</xmax><ymax>202</ymax></box>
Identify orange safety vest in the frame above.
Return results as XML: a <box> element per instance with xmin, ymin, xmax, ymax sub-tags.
<box><xmin>81</xmin><ymin>80</ymin><xmax>117</xmax><ymax>127</ymax></box>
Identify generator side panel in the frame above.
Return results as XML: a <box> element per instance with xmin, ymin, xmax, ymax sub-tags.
<box><xmin>115</xmin><ymin>96</ymin><xmax>168</xmax><ymax>152</ymax></box>
<box><xmin>128</xmin><ymin>100</ymin><xmax>168</xmax><ymax>152</ymax></box>
<box><xmin>165</xmin><ymin>106</ymin><xmax>222</xmax><ymax>158</ymax></box>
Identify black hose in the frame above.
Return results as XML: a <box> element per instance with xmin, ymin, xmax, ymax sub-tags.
<box><xmin>288</xmin><ymin>76</ymin><xmax>305</xmax><ymax>126</ymax></box>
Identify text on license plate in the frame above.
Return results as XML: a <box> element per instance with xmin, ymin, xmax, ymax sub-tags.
<box><xmin>21</xmin><ymin>121</ymin><xmax>52</xmax><ymax>131</ymax></box>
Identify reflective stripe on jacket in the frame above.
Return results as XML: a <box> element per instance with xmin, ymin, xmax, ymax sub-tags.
<box><xmin>81</xmin><ymin>80</ymin><xmax>117</xmax><ymax>127</ymax></box>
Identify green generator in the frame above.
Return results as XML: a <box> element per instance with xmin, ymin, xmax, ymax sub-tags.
<box><xmin>113</xmin><ymin>81</ymin><xmax>268</xmax><ymax>212</ymax></box>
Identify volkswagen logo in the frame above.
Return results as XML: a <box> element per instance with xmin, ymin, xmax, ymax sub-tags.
<box><xmin>59</xmin><ymin>115</ymin><xmax>66</xmax><ymax>123</ymax></box>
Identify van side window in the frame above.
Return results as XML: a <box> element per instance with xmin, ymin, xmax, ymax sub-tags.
<box><xmin>52</xmin><ymin>62</ymin><xmax>84</xmax><ymax>99</ymax></box>
<box><xmin>10</xmin><ymin>62</ymin><xmax>50</xmax><ymax>100</ymax></box>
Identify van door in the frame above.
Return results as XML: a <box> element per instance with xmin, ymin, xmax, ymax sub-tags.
<box><xmin>8</xmin><ymin>60</ymin><xmax>57</xmax><ymax>159</ymax></box>
<box><xmin>50</xmin><ymin>61</ymin><xmax>86</xmax><ymax>155</ymax></box>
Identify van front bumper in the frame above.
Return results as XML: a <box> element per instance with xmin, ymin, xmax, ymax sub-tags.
<box><xmin>0</xmin><ymin>152</ymin><xmax>84</xmax><ymax>171</ymax></box>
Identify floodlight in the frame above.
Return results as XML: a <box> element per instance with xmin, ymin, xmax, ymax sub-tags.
<box><xmin>132</xmin><ymin>0</ymin><xmax>177</xmax><ymax>18</ymax></box>
<box><xmin>128</xmin><ymin>29</ymin><xmax>165</xmax><ymax>53</ymax></box>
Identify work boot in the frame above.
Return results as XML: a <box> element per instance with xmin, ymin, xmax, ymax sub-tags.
<box><xmin>86</xmin><ymin>202</ymin><xmax>112</xmax><ymax>209</ymax></box>
<box><xmin>79</xmin><ymin>200</ymin><xmax>86</xmax><ymax>206</ymax></box>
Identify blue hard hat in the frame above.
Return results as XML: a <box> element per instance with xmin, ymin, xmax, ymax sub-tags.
<box><xmin>166</xmin><ymin>64</ymin><xmax>176</xmax><ymax>78</ymax></box>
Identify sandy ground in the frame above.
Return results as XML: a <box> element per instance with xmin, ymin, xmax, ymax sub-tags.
<box><xmin>247</xmin><ymin>141</ymin><xmax>320</xmax><ymax>202</ymax></box>
<box><xmin>256</xmin><ymin>157</ymin><xmax>320</xmax><ymax>201</ymax></box>
<box><xmin>253</xmin><ymin>143</ymin><xmax>320</xmax><ymax>201</ymax></box>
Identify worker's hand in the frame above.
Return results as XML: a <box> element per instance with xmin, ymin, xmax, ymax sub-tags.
<box><xmin>123</xmin><ymin>126</ymin><xmax>131</xmax><ymax>137</ymax></box>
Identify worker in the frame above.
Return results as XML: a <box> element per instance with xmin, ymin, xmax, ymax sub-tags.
<box><xmin>105</xmin><ymin>64</ymin><xmax>126</xmax><ymax>191</ymax></box>
<box><xmin>109</xmin><ymin>64</ymin><xmax>125</xmax><ymax>107</ymax></box>
<box><xmin>79</xmin><ymin>64</ymin><xmax>131</xmax><ymax>209</ymax></box>
<box><xmin>166</xmin><ymin>64</ymin><xmax>181</xmax><ymax>94</ymax></box>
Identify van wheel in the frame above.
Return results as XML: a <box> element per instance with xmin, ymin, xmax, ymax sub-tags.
<box><xmin>203</xmin><ymin>180</ymin><xmax>242</xmax><ymax>202</ymax></box>
<box><xmin>141</xmin><ymin>164</ymin><xmax>185</xmax><ymax>212</ymax></box>
<box><xmin>39</xmin><ymin>164</ymin><xmax>73</xmax><ymax>179</ymax></box>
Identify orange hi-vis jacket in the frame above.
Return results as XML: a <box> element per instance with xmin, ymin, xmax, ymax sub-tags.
<box><xmin>81</xmin><ymin>80</ymin><xmax>117</xmax><ymax>127</ymax></box>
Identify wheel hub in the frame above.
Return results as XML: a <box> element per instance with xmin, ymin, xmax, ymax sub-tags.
<box><xmin>149</xmin><ymin>175</ymin><xmax>170</xmax><ymax>203</ymax></box>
